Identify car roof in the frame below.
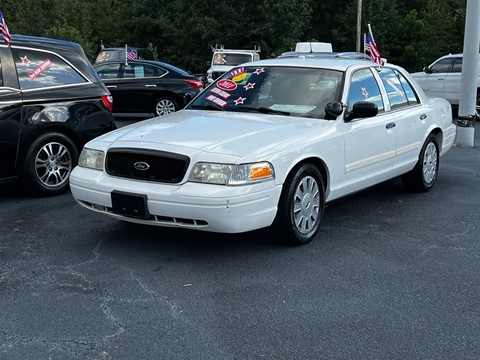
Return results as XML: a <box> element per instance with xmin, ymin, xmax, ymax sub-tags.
<box><xmin>10</xmin><ymin>34</ymin><xmax>83</xmax><ymax>50</ymax></box>
<box><xmin>242</xmin><ymin>57</ymin><xmax>382</xmax><ymax>72</ymax></box>
<box><xmin>278</xmin><ymin>51</ymin><xmax>371</xmax><ymax>60</ymax></box>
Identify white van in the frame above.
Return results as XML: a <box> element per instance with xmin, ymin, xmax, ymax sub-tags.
<box><xmin>206</xmin><ymin>46</ymin><xmax>261</xmax><ymax>84</ymax></box>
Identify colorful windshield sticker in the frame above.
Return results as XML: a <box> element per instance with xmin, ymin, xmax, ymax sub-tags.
<box><xmin>234</xmin><ymin>97</ymin><xmax>246</xmax><ymax>105</ymax></box>
<box><xmin>243</xmin><ymin>82</ymin><xmax>255</xmax><ymax>91</ymax></box>
<box><xmin>231</xmin><ymin>67</ymin><xmax>247</xmax><ymax>82</ymax></box>
<box><xmin>28</xmin><ymin>58</ymin><xmax>52</xmax><ymax>80</ymax></box>
<box><xmin>253</xmin><ymin>68</ymin><xmax>265</xmax><ymax>75</ymax></box>
<box><xmin>213</xmin><ymin>54</ymin><xmax>227</xmax><ymax>65</ymax></box>
<box><xmin>385</xmin><ymin>78</ymin><xmax>405</xmax><ymax>97</ymax></box>
<box><xmin>206</xmin><ymin>94</ymin><xmax>228</xmax><ymax>107</ymax></box>
<box><xmin>217</xmin><ymin>79</ymin><xmax>237</xmax><ymax>91</ymax></box>
<box><xmin>361</xmin><ymin>87</ymin><xmax>369</xmax><ymax>98</ymax></box>
<box><xmin>211</xmin><ymin>87</ymin><xmax>231</xmax><ymax>99</ymax></box>
<box><xmin>20</xmin><ymin>55</ymin><xmax>31</xmax><ymax>66</ymax></box>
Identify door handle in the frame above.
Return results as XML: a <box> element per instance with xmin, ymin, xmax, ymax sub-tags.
<box><xmin>145</xmin><ymin>84</ymin><xmax>157</xmax><ymax>88</ymax></box>
<box><xmin>386</xmin><ymin>122</ymin><xmax>396</xmax><ymax>129</ymax></box>
<box><xmin>107</xmin><ymin>85</ymin><xmax>117</xmax><ymax>89</ymax></box>
<box><xmin>420</xmin><ymin>114</ymin><xmax>427</xmax><ymax>120</ymax></box>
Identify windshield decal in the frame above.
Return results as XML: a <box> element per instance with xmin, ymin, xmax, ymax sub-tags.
<box><xmin>253</xmin><ymin>68</ymin><xmax>265</xmax><ymax>75</ymax></box>
<box><xmin>231</xmin><ymin>67</ymin><xmax>247</xmax><ymax>82</ymax></box>
<box><xmin>217</xmin><ymin>79</ymin><xmax>237</xmax><ymax>91</ymax></box>
<box><xmin>243</xmin><ymin>82</ymin><xmax>255</xmax><ymax>91</ymax></box>
<box><xmin>206</xmin><ymin>94</ymin><xmax>228</xmax><ymax>107</ymax></box>
<box><xmin>234</xmin><ymin>97</ymin><xmax>246</xmax><ymax>105</ymax></box>
<box><xmin>211</xmin><ymin>87</ymin><xmax>231</xmax><ymax>99</ymax></box>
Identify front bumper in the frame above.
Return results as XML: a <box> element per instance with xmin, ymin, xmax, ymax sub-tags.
<box><xmin>70</xmin><ymin>167</ymin><xmax>282</xmax><ymax>233</ymax></box>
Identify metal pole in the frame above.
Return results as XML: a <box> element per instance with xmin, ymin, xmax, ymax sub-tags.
<box><xmin>457</xmin><ymin>0</ymin><xmax>479</xmax><ymax>147</ymax></box>
<box><xmin>356</xmin><ymin>0</ymin><xmax>362</xmax><ymax>52</ymax></box>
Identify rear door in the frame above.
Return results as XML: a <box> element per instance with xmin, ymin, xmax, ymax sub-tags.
<box><xmin>0</xmin><ymin>46</ymin><xmax>22</xmax><ymax>180</ymax></box>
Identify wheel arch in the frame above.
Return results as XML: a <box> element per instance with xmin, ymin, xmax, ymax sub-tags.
<box><xmin>282</xmin><ymin>156</ymin><xmax>330</xmax><ymax>197</ymax></box>
<box><xmin>17</xmin><ymin>126</ymin><xmax>82</xmax><ymax>168</ymax></box>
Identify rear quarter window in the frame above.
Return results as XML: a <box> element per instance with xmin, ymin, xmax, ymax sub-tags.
<box><xmin>12</xmin><ymin>48</ymin><xmax>87</xmax><ymax>90</ymax></box>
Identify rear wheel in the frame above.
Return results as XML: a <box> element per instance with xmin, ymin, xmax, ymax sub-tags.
<box><xmin>22</xmin><ymin>132</ymin><xmax>78</xmax><ymax>196</ymax></box>
<box><xmin>273</xmin><ymin>163</ymin><xmax>325</xmax><ymax>245</ymax></box>
<box><xmin>154</xmin><ymin>97</ymin><xmax>177</xmax><ymax>116</ymax></box>
<box><xmin>402</xmin><ymin>134</ymin><xmax>439</xmax><ymax>192</ymax></box>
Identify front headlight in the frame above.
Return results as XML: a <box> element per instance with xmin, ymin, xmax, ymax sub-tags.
<box><xmin>78</xmin><ymin>148</ymin><xmax>105</xmax><ymax>170</ymax></box>
<box><xmin>189</xmin><ymin>162</ymin><xmax>275</xmax><ymax>185</ymax></box>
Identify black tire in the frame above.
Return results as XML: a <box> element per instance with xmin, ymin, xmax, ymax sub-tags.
<box><xmin>402</xmin><ymin>134</ymin><xmax>439</xmax><ymax>192</ymax></box>
<box><xmin>22</xmin><ymin>132</ymin><xmax>79</xmax><ymax>196</ymax></box>
<box><xmin>154</xmin><ymin>97</ymin><xmax>177</xmax><ymax>116</ymax></box>
<box><xmin>273</xmin><ymin>163</ymin><xmax>325</xmax><ymax>245</ymax></box>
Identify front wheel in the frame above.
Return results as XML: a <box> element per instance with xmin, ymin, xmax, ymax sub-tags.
<box><xmin>154</xmin><ymin>97</ymin><xmax>177</xmax><ymax>116</ymax></box>
<box><xmin>402</xmin><ymin>134</ymin><xmax>439</xmax><ymax>192</ymax></box>
<box><xmin>273</xmin><ymin>163</ymin><xmax>325</xmax><ymax>245</ymax></box>
<box><xmin>22</xmin><ymin>132</ymin><xmax>79</xmax><ymax>196</ymax></box>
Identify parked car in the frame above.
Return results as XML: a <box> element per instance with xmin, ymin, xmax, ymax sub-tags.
<box><xmin>410</xmin><ymin>53</ymin><xmax>480</xmax><ymax>116</ymax></box>
<box><xmin>0</xmin><ymin>34</ymin><xmax>116</xmax><ymax>196</ymax></box>
<box><xmin>93</xmin><ymin>60</ymin><xmax>204</xmax><ymax>117</ymax></box>
<box><xmin>70</xmin><ymin>57</ymin><xmax>456</xmax><ymax>245</ymax></box>
<box><xmin>94</xmin><ymin>47</ymin><xmax>154</xmax><ymax>63</ymax></box>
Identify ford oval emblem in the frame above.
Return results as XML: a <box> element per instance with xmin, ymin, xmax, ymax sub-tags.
<box><xmin>134</xmin><ymin>161</ymin><xmax>150</xmax><ymax>171</ymax></box>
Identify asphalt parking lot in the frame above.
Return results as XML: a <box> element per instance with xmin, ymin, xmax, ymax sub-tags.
<box><xmin>0</xmin><ymin>121</ymin><xmax>479</xmax><ymax>359</ymax></box>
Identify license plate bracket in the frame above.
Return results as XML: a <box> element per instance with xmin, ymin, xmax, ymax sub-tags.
<box><xmin>111</xmin><ymin>191</ymin><xmax>150</xmax><ymax>219</ymax></box>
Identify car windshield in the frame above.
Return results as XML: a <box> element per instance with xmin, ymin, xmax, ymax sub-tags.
<box><xmin>188</xmin><ymin>65</ymin><xmax>344</xmax><ymax>119</ymax></box>
<box><xmin>213</xmin><ymin>53</ymin><xmax>253</xmax><ymax>66</ymax></box>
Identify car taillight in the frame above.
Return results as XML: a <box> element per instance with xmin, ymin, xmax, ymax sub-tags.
<box><xmin>185</xmin><ymin>79</ymin><xmax>204</xmax><ymax>89</ymax></box>
<box><xmin>101</xmin><ymin>95</ymin><xmax>113</xmax><ymax>112</ymax></box>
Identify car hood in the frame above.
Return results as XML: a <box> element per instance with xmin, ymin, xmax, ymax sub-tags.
<box><xmin>96</xmin><ymin>110</ymin><xmax>332</xmax><ymax>158</ymax></box>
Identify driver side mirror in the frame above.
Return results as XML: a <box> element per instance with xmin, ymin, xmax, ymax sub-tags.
<box><xmin>344</xmin><ymin>101</ymin><xmax>378</xmax><ymax>121</ymax></box>
<box><xmin>423</xmin><ymin>66</ymin><xmax>433</xmax><ymax>74</ymax></box>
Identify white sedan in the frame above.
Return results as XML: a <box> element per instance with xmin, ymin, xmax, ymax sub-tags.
<box><xmin>70</xmin><ymin>57</ymin><xmax>457</xmax><ymax>245</ymax></box>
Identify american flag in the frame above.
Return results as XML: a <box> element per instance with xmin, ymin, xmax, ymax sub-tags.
<box><xmin>126</xmin><ymin>46</ymin><xmax>137</xmax><ymax>60</ymax></box>
<box><xmin>365</xmin><ymin>32</ymin><xmax>383</xmax><ymax>65</ymax></box>
<box><xmin>0</xmin><ymin>11</ymin><xmax>11</xmax><ymax>46</ymax></box>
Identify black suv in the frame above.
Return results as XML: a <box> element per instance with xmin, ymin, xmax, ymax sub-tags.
<box><xmin>0</xmin><ymin>34</ymin><xmax>116</xmax><ymax>196</ymax></box>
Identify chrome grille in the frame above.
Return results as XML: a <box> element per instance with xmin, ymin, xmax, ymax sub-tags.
<box><xmin>106</xmin><ymin>148</ymin><xmax>190</xmax><ymax>183</ymax></box>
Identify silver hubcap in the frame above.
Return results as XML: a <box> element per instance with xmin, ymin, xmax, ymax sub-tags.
<box><xmin>35</xmin><ymin>142</ymin><xmax>72</xmax><ymax>187</ymax></box>
<box><xmin>422</xmin><ymin>142</ymin><xmax>437</xmax><ymax>184</ymax></box>
<box><xmin>293</xmin><ymin>175</ymin><xmax>320</xmax><ymax>234</ymax></box>
<box><xmin>156</xmin><ymin>99</ymin><xmax>176</xmax><ymax>116</ymax></box>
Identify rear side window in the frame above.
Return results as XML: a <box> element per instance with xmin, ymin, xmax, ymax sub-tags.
<box><xmin>12</xmin><ymin>48</ymin><xmax>87</xmax><ymax>90</ymax></box>
<box><xmin>379</xmin><ymin>68</ymin><xmax>420</xmax><ymax>108</ymax></box>
<box><xmin>124</xmin><ymin>64</ymin><xmax>165</xmax><ymax>78</ymax></box>
<box><xmin>95</xmin><ymin>63</ymin><xmax>122</xmax><ymax>79</ymax></box>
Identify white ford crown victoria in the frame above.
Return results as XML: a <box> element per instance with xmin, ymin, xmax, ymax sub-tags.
<box><xmin>70</xmin><ymin>57</ymin><xmax>456</xmax><ymax>245</ymax></box>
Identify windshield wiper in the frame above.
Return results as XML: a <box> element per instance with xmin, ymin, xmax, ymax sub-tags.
<box><xmin>190</xmin><ymin>103</ymin><xmax>225</xmax><ymax>111</ymax></box>
<box><xmin>236</xmin><ymin>106</ymin><xmax>290</xmax><ymax>116</ymax></box>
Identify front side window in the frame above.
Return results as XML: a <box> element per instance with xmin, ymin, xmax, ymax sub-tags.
<box><xmin>347</xmin><ymin>68</ymin><xmax>384</xmax><ymax>112</ymax></box>
<box><xmin>12</xmin><ymin>48</ymin><xmax>87</xmax><ymax>90</ymax></box>
<box><xmin>188</xmin><ymin>66</ymin><xmax>344</xmax><ymax>119</ymax></box>
<box><xmin>430</xmin><ymin>58</ymin><xmax>453</xmax><ymax>73</ymax></box>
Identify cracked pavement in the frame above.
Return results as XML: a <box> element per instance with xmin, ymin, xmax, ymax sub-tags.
<box><xmin>1</xmin><ymin>122</ymin><xmax>479</xmax><ymax>359</ymax></box>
